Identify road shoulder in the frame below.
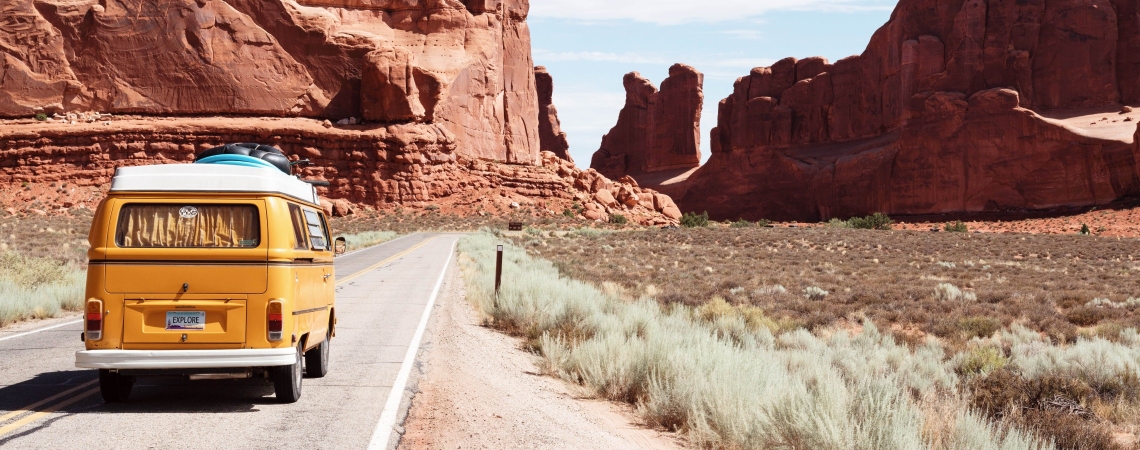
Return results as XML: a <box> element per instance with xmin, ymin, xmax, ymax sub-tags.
<box><xmin>398</xmin><ymin>261</ymin><xmax>686</xmax><ymax>450</ymax></box>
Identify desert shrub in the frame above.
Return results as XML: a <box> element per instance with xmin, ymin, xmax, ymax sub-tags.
<box><xmin>338</xmin><ymin>230</ymin><xmax>398</xmax><ymax>252</ymax></box>
<box><xmin>754</xmin><ymin>285</ymin><xmax>788</xmax><ymax>296</ymax></box>
<box><xmin>935</xmin><ymin>283</ymin><xmax>977</xmax><ymax>302</ymax></box>
<box><xmin>969</xmin><ymin>367</ymin><xmax>1117</xmax><ymax>450</ymax></box>
<box><xmin>609</xmin><ymin>214</ymin><xmax>628</xmax><ymax>225</ymax></box>
<box><xmin>826</xmin><ymin>218</ymin><xmax>851</xmax><ymax>228</ymax></box>
<box><xmin>847</xmin><ymin>212</ymin><xmax>893</xmax><ymax>230</ymax></box>
<box><xmin>945</xmin><ymin>221</ymin><xmax>969</xmax><ymax>233</ymax></box>
<box><xmin>730</xmin><ymin>219</ymin><xmax>754</xmax><ymax>228</ymax></box>
<box><xmin>0</xmin><ymin>252</ymin><xmax>85</xmax><ymax>327</ymax></box>
<box><xmin>1066</xmin><ymin>306</ymin><xmax>1110</xmax><ymax>327</ymax></box>
<box><xmin>34</xmin><ymin>113</ymin><xmax>48</xmax><ymax>121</ymax></box>
<box><xmin>1021</xmin><ymin>409</ymin><xmax>1119</xmax><ymax>450</ymax></box>
<box><xmin>680</xmin><ymin>211</ymin><xmax>709</xmax><ymax>228</ymax></box>
<box><xmin>1081</xmin><ymin>224</ymin><xmax>1091</xmax><ymax>235</ymax></box>
<box><xmin>803</xmin><ymin>286</ymin><xmax>829</xmax><ymax>300</ymax></box>
<box><xmin>958</xmin><ymin>316</ymin><xmax>1003</xmax><ymax>339</ymax></box>
<box><xmin>1086</xmin><ymin>298</ymin><xmax>1140</xmax><ymax>309</ymax></box>
<box><xmin>957</xmin><ymin>346</ymin><xmax>1008</xmax><ymax>376</ymax></box>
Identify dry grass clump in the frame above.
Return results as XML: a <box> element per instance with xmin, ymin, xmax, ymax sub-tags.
<box><xmin>459</xmin><ymin>233</ymin><xmax>1056</xmax><ymax>449</ymax></box>
<box><xmin>516</xmin><ymin>227</ymin><xmax>1140</xmax><ymax>350</ymax></box>
<box><xmin>0</xmin><ymin>252</ymin><xmax>85</xmax><ymax>327</ymax></box>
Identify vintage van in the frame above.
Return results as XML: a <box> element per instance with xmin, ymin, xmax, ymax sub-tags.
<box><xmin>76</xmin><ymin>144</ymin><xmax>345</xmax><ymax>403</ymax></box>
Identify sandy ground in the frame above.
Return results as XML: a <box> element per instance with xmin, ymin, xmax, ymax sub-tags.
<box><xmin>399</xmin><ymin>267</ymin><xmax>685</xmax><ymax>450</ymax></box>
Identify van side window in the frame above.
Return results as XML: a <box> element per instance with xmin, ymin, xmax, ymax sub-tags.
<box><xmin>288</xmin><ymin>204</ymin><xmax>309</xmax><ymax>250</ymax></box>
<box><xmin>302</xmin><ymin>208</ymin><xmax>329</xmax><ymax>251</ymax></box>
<box><xmin>116</xmin><ymin>204</ymin><xmax>261</xmax><ymax>248</ymax></box>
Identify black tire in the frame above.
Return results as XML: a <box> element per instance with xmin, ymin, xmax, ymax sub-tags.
<box><xmin>304</xmin><ymin>332</ymin><xmax>330</xmax><ymax>378</ymax></box>
<box><xmin>273</xmin><ymin>343</ymin><xmax>303</xmax><ymax>403</ymax></box>
<box><xmin>195</xmin><ymin>143</ymin><xmax>292</xmax><ymax>175</ymax></box>
<box><xmin>98</xmin><ymin>369</ymin><xmax>134</xmax><ymax>403</ymax></box>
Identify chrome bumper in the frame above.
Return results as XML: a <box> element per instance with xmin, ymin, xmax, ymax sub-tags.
<box><xmin>76</xmin><ymin>348</ymin><xmax>296</xmax><ymax>370</ymax></box>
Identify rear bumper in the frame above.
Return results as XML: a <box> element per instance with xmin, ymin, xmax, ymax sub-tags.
<box><xmin>76</xmin><ymin>348</ymin><xmax>296</xmax><ymax>370</ymax></box>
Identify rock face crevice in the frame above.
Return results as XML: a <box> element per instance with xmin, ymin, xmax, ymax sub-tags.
<box><xmin>677</xmin><ymin>0</ymin><xmax>1140</xmax><ymax>222</ymax></box>
<box><xmin>590</xmin><ymin>64</ymin><xmax>703</xmax><ymax>180</ymax></box>
<box><xmin>534</xmin><ymin>66</ymin><xmax>571</xmax><ymax>163</ymax></box>
<box><xmin>0</xmin><ymin>0</ymin><xmax>540</xmax><ymax>164</ymax></box>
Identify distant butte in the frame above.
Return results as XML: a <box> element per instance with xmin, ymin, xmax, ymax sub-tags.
<box><xmin>590</xmin><ymin>64</ymin><xmax>704</xmax><ymax>181</ymax></box>
<box><xmin>602</xmin><ymin>0</ymin><xmax>1140</xmax><ymax>222</ymax></box>
<box><xmin>535</xmin><ymin>66</ymin><xmax>573</xmax><ymax>163</ymax></box>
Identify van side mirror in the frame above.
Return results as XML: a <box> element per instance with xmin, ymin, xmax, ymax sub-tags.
<box><xmin>334</xmin><ymin>237</ymin><xmax>347</xmax><ymax>256</ymax></box>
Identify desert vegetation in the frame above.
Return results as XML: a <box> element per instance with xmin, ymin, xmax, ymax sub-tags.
<box><xmin>480</xmin><ymin>226</ymin><xmax>1140</xmax><ymax>448</ymax></box>
<box><xmin>516</xmin><ymin>226</ymin><xmax>1140</xmax><ymax>350</ymax></box>
<box><xmin>0</xmin><ymin>252</ymin><xmax>85</xmax><ymax>327</ymax></box>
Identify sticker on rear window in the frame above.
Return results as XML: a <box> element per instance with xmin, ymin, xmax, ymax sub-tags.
<box><xmin>179</xmin><ymin>206</ymin><xmax>199</xmax><ymax>219</ymax></box>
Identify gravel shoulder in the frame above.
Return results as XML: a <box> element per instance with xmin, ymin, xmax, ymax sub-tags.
<box><xmin>399</xmin><ymin>267</ymin><xmax>685</xmax><ymax>450</ymax></box>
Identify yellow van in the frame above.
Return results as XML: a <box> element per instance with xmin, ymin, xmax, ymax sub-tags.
<box><xmin>76</xmin><ymin>145</ymin><xmax>345</xmax><ymax>403</ymax></box>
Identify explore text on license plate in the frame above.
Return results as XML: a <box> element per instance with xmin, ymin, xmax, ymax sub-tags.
<box><xmin>166</xmin><ymin>311</ymin><xmax>206</xmax><ymax>331</ymax></box>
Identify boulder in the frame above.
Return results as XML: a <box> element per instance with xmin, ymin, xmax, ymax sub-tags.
<box><xmin>331</xmin><ymin>199</ymin><xmax>355</xmax><ymax>217</ymax></box>
<box><xmin>594</xmin><ymin>189</ymin><xmax>617</xmax><ymax>208</ymax></box>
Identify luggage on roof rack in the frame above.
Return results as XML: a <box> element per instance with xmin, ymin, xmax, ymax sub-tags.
<box><xmin>195</xmin><ymin>143</ymin><xmax>292</xmax><ymax>175</ymax></box>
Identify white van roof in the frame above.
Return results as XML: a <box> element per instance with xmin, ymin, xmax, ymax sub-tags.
<box><xmin>110</xmin><ymin>164</ymin><xmax>321</xmax><ymax>205</ymax></box>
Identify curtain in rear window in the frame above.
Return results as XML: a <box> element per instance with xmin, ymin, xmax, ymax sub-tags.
<box><xmin>116</xmin><ymin>204</ymin><xmax>261</xmax><ymax>248</ymax></box>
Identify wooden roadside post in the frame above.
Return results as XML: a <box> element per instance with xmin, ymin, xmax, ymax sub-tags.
<box><xmin>494</xmin><ymin>245</ymin><xmax>504</xmax><ymax>308</ymax></box>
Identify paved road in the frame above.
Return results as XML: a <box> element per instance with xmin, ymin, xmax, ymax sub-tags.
<box><xmin>0</xmin><ymin>233</ymin><xmax>461</xmax><ymax>449</ymax></box>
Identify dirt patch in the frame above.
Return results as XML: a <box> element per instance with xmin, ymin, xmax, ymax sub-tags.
<box><xmin>400</xmin><ymin>268</ymin><xmax>684</xmax><ymax>450</ymax></box>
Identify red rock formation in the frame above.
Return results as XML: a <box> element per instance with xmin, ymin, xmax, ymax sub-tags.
<box><xmin>0</xmin><ymin>0</ymin><xmax>539</xmax><ymax>164</ymax></box>
<box><xmin>535</xmin><ymin>66</ymin><xmax>572</xmax><ymax>163</ymax></box>
<box><xmin>0</xmin><ymin>117</ymin><xmax>680</xmax><ymax>224</ymax></box>
<box><xmin>679</xmin><ymin>0</ymin><xmax>1140</xmax><ymax>222</ymax></box>
<box><xmin>591</xmin><ymin>64</ymin><xmax>703</xmax><ymax>180</ymax></box>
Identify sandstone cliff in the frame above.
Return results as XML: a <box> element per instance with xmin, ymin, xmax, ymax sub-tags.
<box><xmin>677</xmin><ymin>0</ymin><xmax>1140</xmax><ymax>221</ymax></box>
<box><xmin>0</xmin><ymin>117</ymin><xmax>679</xmax><ymax>224</ymax></box>
<box><xmin>0</xmin><ymin>0</ymin><xmax>539</xmax><ymax>164</ymax></box>
<box><xmin>590</xmin><ymin>64</ymin><xmax>703</xmax><ymax>180</ymax></box>
<box><xmin>535</xmin><ymin>66</ymin><xmax>572</xmax><ymax>163</ymax></box>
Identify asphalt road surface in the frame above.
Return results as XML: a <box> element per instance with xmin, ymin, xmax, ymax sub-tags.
<box><xmin>0</xmin><ymin>233</ymin><xmax>461</xmax><ymax>449</ymax></box>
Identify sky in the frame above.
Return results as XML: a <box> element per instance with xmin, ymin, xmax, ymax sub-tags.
<box><xmin>528</xmin><ymin>0</ymin><xmax>899</xmax><ymax>168</ymax></box>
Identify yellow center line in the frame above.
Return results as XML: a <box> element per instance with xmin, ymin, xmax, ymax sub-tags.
<box><xmin>0</xmin><ymin>379</ymin><xmax>98</xmax><ymax>425</ymax></box>
<box><xmin>336</xmin><ymin>237</ymin><xmax>437</xmax><ymax>286</ymax></box>
<box><xmin>0</xmin><ymin>387</ymin><xmax>100</xmax><ymax>438</ymax></box>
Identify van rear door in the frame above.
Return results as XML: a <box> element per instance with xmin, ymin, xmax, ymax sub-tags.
<box><xmin>101</xmin><ymin>200</ymin><xmax>268</xmax><ymax>346</ymax></box>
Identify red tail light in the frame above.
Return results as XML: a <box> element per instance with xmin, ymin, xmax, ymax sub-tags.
<box><xmin>268</xmin><ymin>300</ymin><xmax>284</xmax><ymax>342</ymax></box>
<box><xmin>86</xmin><ymin>299</ymin><xmax>103</xmax><ymax>341</ymax></box>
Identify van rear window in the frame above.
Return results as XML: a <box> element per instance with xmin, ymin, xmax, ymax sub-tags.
<box><xmin>116</xmin><ymin>204</ymin><xmax>261</xmax><ymax>248</ymax></box>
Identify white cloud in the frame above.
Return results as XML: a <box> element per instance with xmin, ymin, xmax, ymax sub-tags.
<box><xmin>530</xmin><ymin>0</ymin><xmax>896</xmax><ymax>25</ymax></box>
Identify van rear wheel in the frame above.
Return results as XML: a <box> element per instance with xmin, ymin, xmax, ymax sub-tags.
<box><xmin>273</xmin><ymin>343</ymin><xmax>303</xmax><ymax>403</ymax></box>
<box><xmin>304</xmin><ymin>332</ymin><xmax>330</xmax><ymax>378</ymax></box>
<box><xmin>99</xmin><ymin>369</ymin><xmax>134</xmax><ymax>403</ymax></box>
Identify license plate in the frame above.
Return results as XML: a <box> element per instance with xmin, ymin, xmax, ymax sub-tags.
<box><xmin>166</xmin><ymin>311</ymin><xmax>206</xmax><ymax>331</ymax></box>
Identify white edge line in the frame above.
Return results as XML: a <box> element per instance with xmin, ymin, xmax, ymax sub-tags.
<box><xmin>0</xmin><ymin>319</ymin><xmax>83</xmax><ymax>343</ymax></box>
<box><xmin>367</xmin><ymin>239</ymin><xmax>456</xmax><ymax>450</ymax></box>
